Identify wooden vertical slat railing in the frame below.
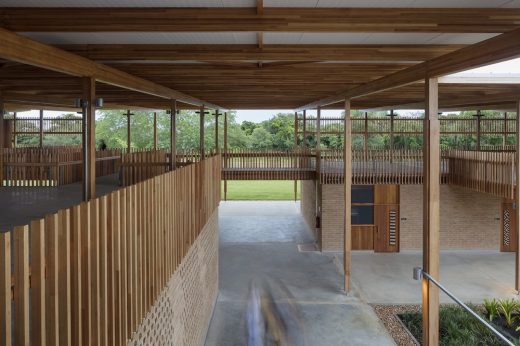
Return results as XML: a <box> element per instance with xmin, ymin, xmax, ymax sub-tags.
<box><xmin>0</xmin><ymin>155</ymin><xmax>220</xmax><ymax>346</ymax></box>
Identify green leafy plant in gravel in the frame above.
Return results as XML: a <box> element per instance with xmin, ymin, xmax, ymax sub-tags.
<box><xmin>399</xmin><ymin>305</ymin><xmax>519</xmax><ymax>346</ymax></box>
<box><xmin>499</xmin><ymin>299</ymin><xmax>520</xmax><ymax>328</ymax></box>
<box><xmin>483</xmin><ymin>298</ymin><xmax>500</xmax><ymax>322</ymax></box>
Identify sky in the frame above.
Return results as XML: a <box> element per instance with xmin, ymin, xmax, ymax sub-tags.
<box><xmin>12</xmin><ymin>57</ymin><xmax>520</xmax><ymax>123</ymax></box>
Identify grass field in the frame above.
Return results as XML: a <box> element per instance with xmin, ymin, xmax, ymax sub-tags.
<box><xmin>221</xmin><ymin>180</ymin><xmax>300</xmax><ymax>200</ymax></box>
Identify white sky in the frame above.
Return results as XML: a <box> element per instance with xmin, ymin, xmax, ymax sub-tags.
<box><xmin>12</xmin><ymin>57</ymin><xmax>520</xmax><ymax>123</ymax></box>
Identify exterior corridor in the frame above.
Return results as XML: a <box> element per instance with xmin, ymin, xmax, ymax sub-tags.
<box><xmin>205</xmin><ymin>201</ymin><xmax>395</xmax><ymax>346</ymax></box>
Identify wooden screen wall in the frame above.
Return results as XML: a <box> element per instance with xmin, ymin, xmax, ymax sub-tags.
<box><xmin>0</xmin><ymin>155</ymin><xmax>220</xmax><ymax>346</ymax></box>
<box><xmin>374</xmin><ymin>185</ymin><xmax>400</xmax><ymax>253</ymax></box>
<box><xmin>501</xmin><ymin>200</ymin><xmax>517</xmax><ymax>252</ymax></box>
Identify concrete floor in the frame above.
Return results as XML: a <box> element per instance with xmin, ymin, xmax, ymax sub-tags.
<box><xmin>205</xmin><ymin>201</ymin><xmax>395</xmax><ymax>346</ymax></box>
<box><xmin>348</xmin><ymin>250</ymin><xmax>518</xmax><ymax>304</ymax></box>
<box><xmin>0</xmin><ymin>174</ymin><xmax>119</xmax><ymax>230</ymax></box>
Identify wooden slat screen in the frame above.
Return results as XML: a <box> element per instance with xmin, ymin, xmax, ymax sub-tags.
<box><xmin>0</xmin><ymin>155</ymin><xmax>221</xmax><ymax>346</ymax></box>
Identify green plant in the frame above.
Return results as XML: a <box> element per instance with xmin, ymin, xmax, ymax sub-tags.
<box><xmin>483</xmin><ymin>298</ymin><xmax>500</xmax><ymax>322</ymax></box>
<box><xmin>499</xmin><ymin>298</ymin><xmax>520</xmax><ymax>328</ymax></box>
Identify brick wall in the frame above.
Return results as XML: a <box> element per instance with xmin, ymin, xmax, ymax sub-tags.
<box><xmin>300</xmin><ymin>180</ymin><xmax>316</xmax><ymax>233</ymax></box>
<box><xmin>129</xmin><ymin>209</ymin><xmax>219</xmax><ymax>346</ymax></box>
<box><xmin>320</xmin><ymin>185</ymin><xmax>501</xmax><ymax>252</ymax></box>
<box><xmin>400</xmin><ymin>185</ymin><xmax>501</xmax><ymax>250</ymax></box>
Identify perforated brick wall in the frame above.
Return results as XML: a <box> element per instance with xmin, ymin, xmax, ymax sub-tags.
<box><xmin>319</xmin><ymin>185</ymin><xmax>501</xmax><ymax>251</ymax></box>
<box><xmin>129</xmin><ymin>210</ymin><xmax>219</xmax><ymax>346</ymax></box>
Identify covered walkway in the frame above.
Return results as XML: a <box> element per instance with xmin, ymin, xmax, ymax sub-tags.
<box><xmin>205</xmin><ymin>201</ymin><xmax>394</xmax><ymax>346</ymax></box>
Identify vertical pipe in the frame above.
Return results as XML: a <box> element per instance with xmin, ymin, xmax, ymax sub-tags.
<box><xmin>224</xmin><ymin>112</ymin><xmax>228</xmax><ymax>201</ymax></box>
<box><xmin>343</xmin><ymin>100</ymin><xmax>352</xmax><ymax>293</ymax></box>
<box><xmin>39</xmin><ymin>109</ymin><xmax>44</xmax><ymax>148</ymax></box>
<box><xmin>422</xmin><ymin>77</ymin><xmax>440</xmax><ymax>346</ymax></box>
<box><xmin>170</xmin><ymin>100</ymin><xmax>177</xmax><ymax>171</ymax></box>
<box><xmin>153</xmin><ymin>111</ymin><xmax>157</xmax><ymax>150</ymax></box>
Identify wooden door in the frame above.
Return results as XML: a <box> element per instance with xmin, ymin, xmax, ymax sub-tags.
<box><xmin>501</xmin><ymin>201</ymin><xmax>517</xmax><ymax>252</ymax></box>
<box><xmin>374</xmin><ymin>185</ymin><xmax>400</xmax><ymax>252</ymax></box>
<box><xmin>352</xmin><ymin>225</ymin><xmax>374</xmax><ymax>250</ymax></box>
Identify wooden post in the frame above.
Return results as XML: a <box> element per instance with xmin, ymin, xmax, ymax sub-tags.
<box><xmin>364</xmin><ymin>111</ymin><xmax>369</xmax><ymax>156</ymax></box>
<box><xmin>344</xmin><ymin>100</ymin><xmax>352</xmax><ymax>293</ymax></box>
<box><xmin>294</xmin><ymin>111</ymin><xmax>298</xmax><ymax>202</ymax></box>
<box><xmin>170</xmin><ymin>100</ymin><xmax>177</xmax><ymax>171</ymax></box>
<box><xmin>503</xmin><ymin>112</ymin><xmax>508</xmax><ymax>149</ymax></box>
<box><xmin>83</xmin><ymin>77</ymin><xmax>96</xmax><ymax>201</ymax></box>
<box><xmin>422</xmin><ymin>77</ymin><xmax>440</xmax><ymax>346</ymax></box>
<box><xmin>199</xmin><ymin>106</ymin><xmax>205</xmax><ymax>160</ymax></box>
<box><xmin>476</xmin><ymin>110</ymin><xmax>482</xmax><ymax>151</ymax></box>
<box><xmin>125</xmin><ymin>110</ymin><xmax>133</xmax><ymax>153</ymax></box>
<box><xmin>316</xmin><ymin>107</ymin><xmax>322</xmax><ymax>246</ymax></box>
<box><xmin>389</xmin><ymin>110</ymin><xmax>395</xmax><ymax>162</ymax></box>
<box><xmin>215</xmin><ymin>110</ymin><xmax>220</xmax><ymax>154</ymax></box>
<box><xmin>515</xmin><ymin>101</ymin><xmax>520</xmax><ymax>292</ymax></box>
<box><xmin>13</xmin><ymin>112</ymin><xmax>16</xmax><ymax>148</ymax></box>
<box><xmin>302</xmin><ymin>110</ymin><xmax>307</xmax><ymax>148</ymax></box>
<box><xmin>153</xmin><ymin>111</ymin><xmax>157</xmax><ymax>150</ymax></box>
<box><xmin>39</xmin><ymin>109</ymin><xmax>44</xmax><ymax>148</ymax></box>
<box><xmin>0</xmin><ymin>97</ymin><xmax>4</xmax><ymax>185</ymax></box>
<box><xmin>224</xmin><ymin>112</ymin><xmax>228</xmax><ymax>201</ymax></box>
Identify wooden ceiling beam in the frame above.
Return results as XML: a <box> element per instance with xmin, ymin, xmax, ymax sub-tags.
<box><xmin>57</xmin><ymin>44</ymin><xmax>464</xmax><ymax>62</ymax></box>
<box><xmin>0</xmin><ymin>28</ymin><xmax>225</xmax><ymax>110</ymax></box>
<box><xmin>296</xmin><ymin>27</ymin><xmax>520</xmax><ymax>111</ymax></box>
<box><xmin>1</xmin><ymin>8</ymin><xmax>519</xmax><ymax>33</ymax></box>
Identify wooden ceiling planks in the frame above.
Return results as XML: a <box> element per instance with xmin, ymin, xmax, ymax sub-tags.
<box><xmin>1</xmin><ymin>7</ymin><xmax>520</xmax><ymax>33</ymax></box>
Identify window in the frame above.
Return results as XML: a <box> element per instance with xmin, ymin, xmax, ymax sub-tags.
<box><xmin>352</xmin><ymin>186</ymin><xmax>374</xmax><ymax>203</ymax></box>
<box><xmin>351</xmin><ymin>205</ymin><xmax>374</xmax><ymax>225</ymax></box>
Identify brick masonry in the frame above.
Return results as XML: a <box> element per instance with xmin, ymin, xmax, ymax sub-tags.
<box><xmin>302</xmin><ymin>182</ymin><xmax>502</xmax><ymax>251</ymax></box>
<box><xmin>300</xmin><ymin>180</ymin><xmax>317</xmax><ymax>234</ymax></box>
<box><xmin>129</xmin><ymin>209</ymin><xmax>219</xmax><ymax>346</ymax></box>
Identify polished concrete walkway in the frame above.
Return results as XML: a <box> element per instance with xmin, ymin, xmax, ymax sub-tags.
<box><xmin>205</xmin><ymin>201</ymin><xmax>395</xmax><ymax>346</ymax></box>
<box><xmin>0</xmin><ymin>174</ymin><xmax>119</xmax><ymax>230</ymax></box>
<box><xmin>349</xmin><ymin>250</ymin><xmax>517</xmax><ymax>304</ymax></box>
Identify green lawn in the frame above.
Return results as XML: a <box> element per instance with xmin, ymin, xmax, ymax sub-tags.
<box><xmin>221</xmin><ymin>180</ymin><xmax>300</xmax><ymax>200</ymax></box>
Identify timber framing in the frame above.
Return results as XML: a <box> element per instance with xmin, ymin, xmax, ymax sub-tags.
<box><xmin>0</xmin><ymin>28</ymin><xmax>224</xmax><ymax>110</ymax></box>
<box><xmin>1</xmin><ymin>8</ymin><xmax>519</xmax><ymax>33</ymax></box>
<box><xmin>296</xmin><ymin>27</ymin><xmax>520</xmax><ymax>111</ymax></box>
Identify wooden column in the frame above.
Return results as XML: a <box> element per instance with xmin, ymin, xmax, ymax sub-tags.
<box><xmin>39</xmin><ymin>109</ymin><xmax>44</xmax><ymax>148</ymax></box>
<box><xmin>515</xmin><ymin>101</ymin><xmax>520</xmax><ymax>291</ymax></box>
<box><xmin>0</xmin><ymin>97</ymin><xmax>4</xmax><ymax>185</ymax></box>
<box><xmin>169</xmin><ymin>100</ymin><xmax>177</xmax><ymax>171</ymax></box>
<box><xmin>389</xmin><ymin>110</ymin><xmax>395</xmax><ymax>162</ymax></box>
<box><xmin>343</xmin><ymin>99</ymin><xmax>352</xmax><ymax>293</ymax></box>
<box><xmin>364</xmin><ymin>111</ymin><xmax>369</xmax><ymax>156</ymax></box>
<box><xmin>294</xmin><ymin>111</ymin><xmax>298</xmax><ymax>202</ymax></box>
<box><xmin>316</xmin><ymin>107</ymin><xmax>322</xmax><ymax>246</ymax></box>
<box><xmin>302</xmin><ymin>110</ymin><xmax>307</xmax><ymax>148</ymax></box>
<box><xmin>82</xmin><ymin>77</ymin><xmax>97</xmax><ymax>201</ymax></box>
<box><xmin>215</xmin><ymin>110</ymin><xmax>220</xmax><ymax>154</ymax></box>
<box><xmin>199</xmin><ymin>106</ymin><xmax>205</xmax><ymax>160</ymax></box>
<box><xmin>503</xmin><ymin>112</ymin><xmax>508</xmax><ymax>148</ymax></box>
<box><xmin>124</xmin><ymin>110</ymin><xmax>133</xmax><ymax>153</ymax></box>
<box><xmin>476</xmin><ymin>110</ymin><xmax>482</xmax><ymax>150</ymax></box>
<box><xmin>153</xmin><ymin>111</ymin><xmax>157</xmax><ymax>150</ymax></box>
<box><xmin>422</xmin><ymin>77</ymin><xmax>440</xmax><ymax>346</ymax></box>
<box><xmin>223</xmin><ymin>112</ymin><xmax>228</xmax><ymax>201</ymax></box>
<box><xmin>13</xmin><ymin>112</ymin><xmax>16</xmax><ymax>148</ymax></box>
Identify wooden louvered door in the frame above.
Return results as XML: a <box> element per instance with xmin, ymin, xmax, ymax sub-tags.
<box><xmin>374</xmin><ymin>185</ymin><xmax>400</xmax><ymax>253</ymax></box>
<box><xmin>501</xmin><ymin>201</ymin><xmax>517</xmax><ymax>252</ymax></box>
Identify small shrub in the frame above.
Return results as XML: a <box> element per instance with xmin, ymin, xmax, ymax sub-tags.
<box><xmin>498</xmin><ymin>298</ymin><xmax>520</xmax><ymax>328</ymax></box>
<box><xmin>484</xmin><ymin>298</ymin><xmax>500</xmax><ymax>322</ymax></box>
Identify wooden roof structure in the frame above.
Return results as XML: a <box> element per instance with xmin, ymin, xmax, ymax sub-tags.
<box><xmin>1</xmin><ymin>0</ymin><xmax>520</xmax><ymax>111</ymax></box>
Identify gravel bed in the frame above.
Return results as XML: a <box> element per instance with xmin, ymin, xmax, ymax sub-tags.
<box><xmin>372</xmin><ymin>304</ymin><xmax>421</xmax><ymax>346</ymax></box>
